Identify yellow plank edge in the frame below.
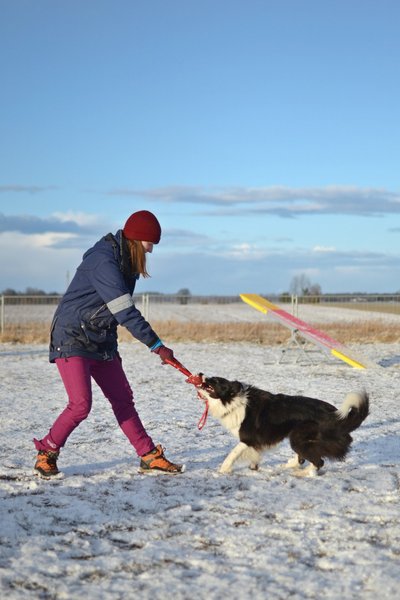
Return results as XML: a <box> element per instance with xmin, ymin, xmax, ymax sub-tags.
<box><xmin>330</xmin><ymin>349</ymin><xmax>366</xmax><ymax>370</ymax></box>
<box><xmin>240</xmin><ymin>293</ymin><xmax>277</xmax><ymax>314</ymax></box>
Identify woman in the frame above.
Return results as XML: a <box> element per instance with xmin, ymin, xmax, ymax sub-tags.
<box><xmin>33</xmin><ymin>210</ymin><xmax>184</xmax><ymax>477</ymax></box>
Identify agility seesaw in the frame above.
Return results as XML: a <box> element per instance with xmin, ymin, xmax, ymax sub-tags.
<box><xmin>240</xmin><ymin>294</ymin><xmax>374</xmax><ymax>369</ymax></box>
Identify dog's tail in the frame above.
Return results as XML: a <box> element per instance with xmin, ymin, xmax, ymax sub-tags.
<box><xmin>336</xmin><ymin>390</ymin><xmax>369</xmax><ymax>432</ymax></box>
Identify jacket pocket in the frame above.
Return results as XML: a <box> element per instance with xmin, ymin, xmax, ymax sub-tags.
<box><xmin>85</xmin><ymin>304</ymin><xmax>116</xmax><ymax>330</ymax></box>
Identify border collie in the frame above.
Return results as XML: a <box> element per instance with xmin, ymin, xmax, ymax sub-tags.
<box><xmin>198</xmin><ymin>376</ymin><xmax>369</xmax><ymax>477</ymax></box>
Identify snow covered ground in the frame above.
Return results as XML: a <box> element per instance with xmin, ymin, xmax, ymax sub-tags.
<box><xmin>145</xmin><ymin>300</ymin><xmax>400</xmax><ymax>326</ymax></box>
<box><xmin>1</xmin><ymin>335</ymin><xmax>399</xmax><ymax>599</ymax></box>
<box><xmin>5</xmin><ymin>298</ymin><xmax>400</xmax><ymax>326</ymax></box>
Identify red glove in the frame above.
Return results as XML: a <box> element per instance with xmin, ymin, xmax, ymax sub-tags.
<box><xmin>153</xmin><ymin>344</ymin><xmax>175</xmax><ymax>364</ymax></box>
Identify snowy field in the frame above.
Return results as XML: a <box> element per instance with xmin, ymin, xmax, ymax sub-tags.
<box><xmin>1</xmin><ymin>323</ymin><xmax>400</xmax><ymax>598</ymax></box>
<box><xmin>147</xmin><ymin>301</ymin><xmax>400</xmax><ymax>326</ymax></box>
<box><xmin>4</xmin><ymin>298</ymin><xmax>400</xmax><ymax>326</ymax></box>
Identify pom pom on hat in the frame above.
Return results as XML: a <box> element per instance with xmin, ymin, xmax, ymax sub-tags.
<box><xmin>123</xmin><ymin>210</ymin><xmax>161</xmax><ymax>244</ymax></box>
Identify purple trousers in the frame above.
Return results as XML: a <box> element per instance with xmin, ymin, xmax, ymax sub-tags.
<box><xmin>34</xmin><ymin>356</ymin><xmax>155</xmax><ymax>457</ymax></box>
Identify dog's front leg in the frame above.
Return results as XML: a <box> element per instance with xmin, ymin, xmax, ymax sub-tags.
<box><xmin>219</xmin><ymin>442</ymin><xmax>249</xmax><ymax>474</ymax></box>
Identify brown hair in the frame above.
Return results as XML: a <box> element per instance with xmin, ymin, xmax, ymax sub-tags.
<box><xmin>126</xmin><ymin>239</ymin><xmax>150</xmax><ymax>278</ymax></box>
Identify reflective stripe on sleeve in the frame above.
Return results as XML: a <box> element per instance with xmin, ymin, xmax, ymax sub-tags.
<box><xmin>107</xmin><ymin>293</ymin><xmax>134</xmax><ymax>315</ymax></box>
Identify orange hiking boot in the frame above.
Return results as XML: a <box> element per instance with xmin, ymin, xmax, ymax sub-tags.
<box><xmin>139</xmin><ymin>444</ymin><xmax>184</xmax><ymax>474</ymax></box>
<box><xmin>34</xmin><ymin>450</ymin><xmax>60</xmax><ymax>479</ymax></box>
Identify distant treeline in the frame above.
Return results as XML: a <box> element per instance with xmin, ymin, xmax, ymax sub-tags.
<box><xmin>1</xmin><ymin>288</ymin><xmax>60</xmax><ymax>296</ymax></box>
<box><xmin>2</xmin><ymin>287</ymin><xmax>400</xmax><ymax>300</ymax></box>
<box><xmin>0</xmin><ymin>287</ymin><xmax>192</xmax><ymax>296</ymax></box>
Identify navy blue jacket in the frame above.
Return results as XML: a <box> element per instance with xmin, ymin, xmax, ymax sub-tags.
<box><xmin>49</xmin><ymin>230</ymin><xmax>160</xmax><ymax>362</ymax></box>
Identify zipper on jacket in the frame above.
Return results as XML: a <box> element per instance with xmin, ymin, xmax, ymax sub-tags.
<box><xmin>89</xmin><ymin>304</ymin><xmax>107</xmax><ymax>322</ymax></box>
<box><xmin>49</xmin><ymin>315</ymin><xmax>58</xmax><ymax>335</ymax></box>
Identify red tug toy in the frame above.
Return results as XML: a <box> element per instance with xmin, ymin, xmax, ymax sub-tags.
<box><xmin>164</xmin><ymin>358</ymin><xmax>203</xmax><ymax>386</ymax></box>
<box><xmin>164</xmin><ymin>358</ymin><xmax>209</xmax><ymax>429</ymax></box>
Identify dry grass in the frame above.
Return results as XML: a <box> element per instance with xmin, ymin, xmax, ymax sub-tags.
<box><xmin>322</xmin><ymin>302</ymin><xmax>400</xmax><ymax>315</ymax></box>
<box><xmin>2</xmin><ymin>319</ymin><xmax>400</xmax><ymax>345</ymax></box>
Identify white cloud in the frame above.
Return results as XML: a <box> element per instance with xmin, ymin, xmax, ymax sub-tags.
<box><xmin>107</xmin><ymin>185</ymin><xmax>400</xmax><ymax>218</ymax></box>
<box><xmin>52</xmin><ymin>211</ymin><xmax>105</xmax><ymax>228</ymax></box>
<box><xmin>313</xmin><ymin>245</ymin><xmax>336</xmax><ymax>253</ymax></box>
<box><xmin>29</xmin><ymin>232</ymin><xmax>80</xmax><ymax>248</ymax></box>
<box><xmin>222</xmin><ymin>243</ymin><xmax>269</xmax><ymax>260</ymax></box>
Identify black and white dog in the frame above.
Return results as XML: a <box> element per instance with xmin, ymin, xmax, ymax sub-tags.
<box><xmin>198</xmin><ymin>376</ymin><xmax>369</xmax><ymax>477</ymax></box>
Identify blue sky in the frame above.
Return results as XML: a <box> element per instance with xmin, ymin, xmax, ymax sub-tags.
<box><xmin>1</xmin><ymin>0</ymin><xmax>399</xmax><ymax>295</ymax></box>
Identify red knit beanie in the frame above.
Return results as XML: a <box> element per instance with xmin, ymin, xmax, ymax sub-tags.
<box><xmin>123</xmin><ymin>210</ymin><xmax>161</xmax><ymax>244</ymax></box>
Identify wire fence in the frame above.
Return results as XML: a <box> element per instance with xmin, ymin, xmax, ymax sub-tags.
<box><xmin>1</xmin><ymin>293</ymin><xmax>400</xmax><ymax>335</ymax></box>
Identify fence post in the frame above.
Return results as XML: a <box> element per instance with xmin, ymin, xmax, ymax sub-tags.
<box><xmin>291</xmin><ymin>294</ymin><xmax>298</xmax><ymax>317</ymax></box>
<box><xmin>142</xmin><ymin>294</ymin><xmax>149</xmax><ymax>320</ymax></box>
<box><xmin>0</xmin><ymin>295</ymin><xmax>4</xmax><ymax>335</ymax></box>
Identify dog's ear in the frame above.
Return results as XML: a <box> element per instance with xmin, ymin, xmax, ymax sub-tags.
<box><xmin>220</xmin><ymin>379</ymin><xmax>244</xmax><ymax>403</ymax></box>
<box><xmin>204</xmin><ymin>376</ymin><xmax>218</xmax><ymax>387</ymax></box>
<box><xmin>232</xmin><ymin>381</ymin><xmax>244</xmax><ymax>396</ymax></box>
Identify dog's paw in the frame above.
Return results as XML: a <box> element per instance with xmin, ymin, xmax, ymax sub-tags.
<box><xmin>249</xmin><ymin>463</ymin><xmax>259</xmax><ymax>471</ymax></box>
<box><xmin>219</xmin><ymin>466</ymin><xmax>232</xmax><ymax>474</ymax></box>
<box><xmin>283</xmin><ymin>455</ymin><xmax>304</xmax><ymax>470</ymax></box>
<box><xmin>283</xmin><ymin>460</ymin><xmax>299</xmax><ymax>470</ymax></box>
<box><xmin>293</xmin><ymin>464</ymin><xmax>320</xmax><ymax>478</ymax></box>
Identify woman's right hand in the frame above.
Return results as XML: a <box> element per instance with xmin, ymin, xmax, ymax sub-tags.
<box><xmin>153</xmin><ymin>344</ymin><xmax>175</xmax><ymax>364</ymax></box>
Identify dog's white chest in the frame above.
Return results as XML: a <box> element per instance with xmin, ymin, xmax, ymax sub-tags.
<box><xmin>208</xmin><ymin>393</ymin><xmax>247</xmax><ymax>438</ymax></box>
<box><xmin>221</xmin><ymin>408</ymin><xmax>246</xmax><ymax>437</ymax></box>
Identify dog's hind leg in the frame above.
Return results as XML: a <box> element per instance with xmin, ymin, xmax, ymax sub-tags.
<box><xmin>219</xmin><ymin>442</ymin><xmax>249</xmax><ymax>474</ymax></box>
<box><xmin>289</xmin><ymin>425</ymin><xmax>325</xmax><ymax>475</ymax></box>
